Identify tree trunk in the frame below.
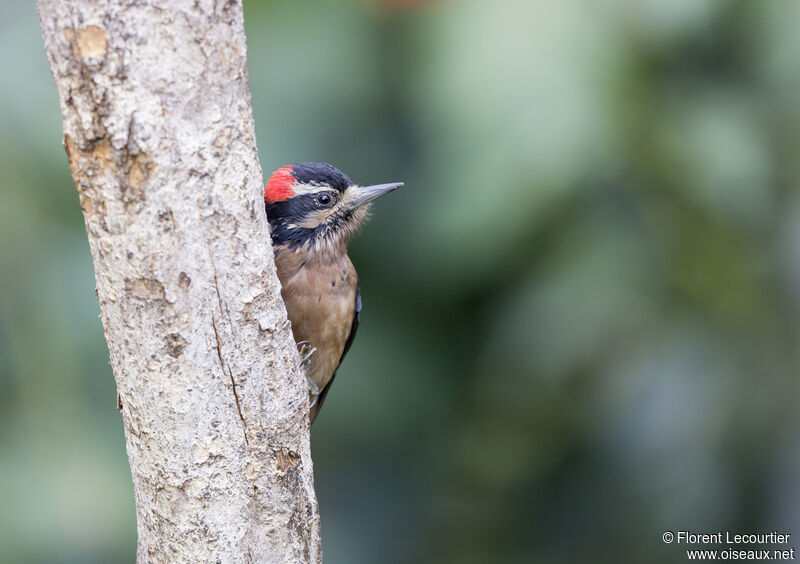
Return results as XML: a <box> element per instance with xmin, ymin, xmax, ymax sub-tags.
<box><xmin>37</xmin><ymin>1</ymin><xmax>322</xmax><ymax>562</ymax></box>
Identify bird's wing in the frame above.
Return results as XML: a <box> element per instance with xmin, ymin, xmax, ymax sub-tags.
<box><xmin>310</xmin><ymin>280</ymin><xmax>361</xmax><ymax>422</ymax></box>
<box><xmin>339</xmin><ymin>279</ymin><xmax>362</xmax><ymax>365</ymax></box>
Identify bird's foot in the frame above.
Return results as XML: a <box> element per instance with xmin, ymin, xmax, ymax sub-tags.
<box><xmin>297</xmin><ymin>341</ymin><xmax>320</xmax><ymax>409</ymax></box>
<box><xmin>307</xmin><ymin>375</ymin><xmax>320</xmax><ymax>410</ymax></box>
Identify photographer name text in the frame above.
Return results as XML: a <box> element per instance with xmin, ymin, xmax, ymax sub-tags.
<box><xmin>675</xmin><ymin>532</ymin><xmax>791</xmax><ymax>545</ymax></box>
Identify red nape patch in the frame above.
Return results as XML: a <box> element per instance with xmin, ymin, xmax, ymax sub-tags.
<box><xmin>264</xmin><ymin>166</ymin><xmax>296</xmax><ymax>202</ymax></box>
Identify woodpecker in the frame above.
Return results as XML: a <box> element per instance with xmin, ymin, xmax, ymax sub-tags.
<box><xmin>264</xmin><ymin>162</ymin><xmax>402</xmax><ymax>423</ymax></box>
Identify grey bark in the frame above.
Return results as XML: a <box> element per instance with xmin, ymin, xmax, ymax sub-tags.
<box><xmin>37</xmin><ymin>1</ymin><xmax>322</xmax><ymax>562</ymax></box>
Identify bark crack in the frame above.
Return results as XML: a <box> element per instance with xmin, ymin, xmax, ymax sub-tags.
<box><xmin>209</xmin><ymin>251</ymin><xmax>249</xmax><ymax>446</ymax></box>
<box><xmin>212</xmin><ymin>313</ymin><xmax>249</xmax><ymax>446</ymax></box>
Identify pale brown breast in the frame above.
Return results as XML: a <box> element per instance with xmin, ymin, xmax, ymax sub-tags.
<box><xmin>274</xmin><ymin>243</ymin><xmax>358</xmax><ymax>394</ymax></box>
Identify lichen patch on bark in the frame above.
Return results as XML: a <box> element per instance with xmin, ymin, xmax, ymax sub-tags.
<box><xmin>274</xmin><ymin>447</ymin><xmax>301</xmax><ymax>471</ymax></box>
<box><xmin>75</xmin><ymin>25</ymin><xmax>108</xmax><ymax>58</ymax></box>
<box><xmin>126</xmin><ymin>278</ymin><xmax>167</xmax><ymax>301</ymax></box>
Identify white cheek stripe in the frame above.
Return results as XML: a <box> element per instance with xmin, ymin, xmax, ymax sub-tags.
<box><xmin>292</xmin><ymin>183</ymin><xmax>336</xmax><ymax>196</ymax></box>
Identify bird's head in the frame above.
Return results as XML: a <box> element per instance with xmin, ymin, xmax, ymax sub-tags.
<box><xmin>264</xmin><ymin>162</ymin><xmax>402</xmax><ymax>250</ymax></box>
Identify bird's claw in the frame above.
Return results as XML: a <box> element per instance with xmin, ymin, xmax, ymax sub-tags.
<box><xmin>307</xmin><ymin>376</ymin><xmax>320</xmax><ymax>409</ymax></box>
<box><xmin>300</xmin><ymin>346</ymin><xmax>317</xmax><ymax>367</ymax></box>
<box><xmin>297</xmin><ymin>341</ymin><xmax>319</xmax><ymax>408</ymax></box>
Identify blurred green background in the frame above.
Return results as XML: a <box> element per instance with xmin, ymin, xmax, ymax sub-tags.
<box><xmin>2</xmin><ymin>0</ymin><xmax>799</xmax><ymax>562</ymax></box>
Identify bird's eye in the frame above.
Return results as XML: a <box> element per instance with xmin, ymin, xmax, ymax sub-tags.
<box><xmin>316</xmin><ymin>193</ymin><xmax>332</xmax><ymax>206</ymax></box>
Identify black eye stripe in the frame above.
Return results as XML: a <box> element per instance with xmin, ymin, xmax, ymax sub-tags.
<box><xmin>266</xmin><ymin>191</ymin><xmax>355</xmax><ymax>249</ymax></box>
<box><xmin>267</xmin><ymin>193</ymin><xmax>336</xmax><ymax>224</ymax></box>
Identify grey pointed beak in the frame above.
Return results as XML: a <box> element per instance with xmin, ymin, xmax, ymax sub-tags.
<box><xmin>350</xmin><ymin>182</ymin><xmax>403</xmax><ymax>207</ymax></box>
